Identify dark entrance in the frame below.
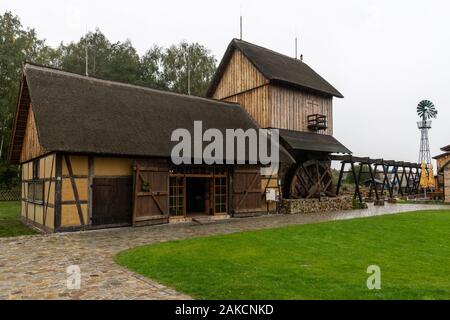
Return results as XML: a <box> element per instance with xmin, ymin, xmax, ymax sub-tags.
<box><xmin>92</xmin><ymin>176</ymin><xmax>133</xmax><ymax>226</ymax></box>
<box><xmin>186</xmin><ymin>177</ymin><xmax>211</xmax><ymax>215</ymax></box>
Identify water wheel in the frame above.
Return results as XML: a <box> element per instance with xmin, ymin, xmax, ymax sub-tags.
<box><xmin>288</xmin><ymin>160</ymin><xmax>335</xmax><ymax>199</ymax></box>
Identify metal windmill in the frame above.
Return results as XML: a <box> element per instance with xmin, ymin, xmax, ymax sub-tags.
<box><xmin>417</xmin><ymin>100</ymin><xmax>437</xmax><ymax>169</ymax></box>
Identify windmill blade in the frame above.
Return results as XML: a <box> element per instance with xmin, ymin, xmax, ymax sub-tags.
<box><xmin>417</xmin><ymin>99</ymin><xmax>437</xmax><ymax>120</ymax></box>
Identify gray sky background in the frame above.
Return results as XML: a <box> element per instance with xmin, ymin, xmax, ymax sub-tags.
<box><xmin>2</xmin><ymin>0</ymin><xmax>449</xmax><ymax>166</ymax></box>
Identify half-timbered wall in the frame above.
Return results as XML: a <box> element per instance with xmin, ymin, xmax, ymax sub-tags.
<box><xmin>60</xmin><ymin>155</ymin><xmax>89</xmax><ymax>227</ymax></box>
<box><xmin>21</xmin><ymin>153</ymin><xmax>56</xmax><ymax>231</ymax></box>
<box><xmin>59</xmin><ymin>155</ymin><xmax>134</xmax><ymax>229</ymax></box>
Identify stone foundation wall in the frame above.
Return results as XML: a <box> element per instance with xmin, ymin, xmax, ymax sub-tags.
<box><xmin>280</xmin><ymin>196</ymin><xmax>353</xmax><ymax>214</ymax></box>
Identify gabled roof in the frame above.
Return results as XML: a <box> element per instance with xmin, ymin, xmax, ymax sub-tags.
<box><xmin>207</xmin><ymin>39</ymin><xmax>343</xmax><ymax>98</ymax></box>
<box><xmin>278</xmin><ymin>129</ymin><xmax>351</xmax><ymax>154</ymax></box>
<box><xmin>441</xmin><ymin>145</ymin><xmax>450</xmax><ymax>152</ymax></box>
<box><xmin>433</xmin><ymin>152</ymin><xmax>450</xmax><ymax>160</ymax></box>
<box><xmin>10</xmin><ymin>64</ymin><xmax>285</xmax><ymax>164</ymax></box>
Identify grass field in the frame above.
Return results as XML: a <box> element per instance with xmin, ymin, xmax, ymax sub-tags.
<box><xmin>116</xmin><ymin>210</ymin><xmax>450</xmax><ymax>299</ymax></box>
<box><xmin>0</xmin><ymin>201</ymin><xmax>36</xmax><ymax>237</ymax></box>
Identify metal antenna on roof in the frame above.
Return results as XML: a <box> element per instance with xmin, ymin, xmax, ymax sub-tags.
<box><xmin>240</xmin><ymin>15</ymin><xmax>243</xmax><ymax>40</ymax></box>
<box><xmin>185</xmin><ymin>47</ymin><xmax>191</xmax><ymax>95</ymax></box>
<box><xmin>85</xmin><ymin>27</ymin><xmax>89</xmax><ymax>77</ymax></box>
<box><xmin>295</xmin><ymin>37</ymin><xmax>298</xmax><ymax>59</ymax></box>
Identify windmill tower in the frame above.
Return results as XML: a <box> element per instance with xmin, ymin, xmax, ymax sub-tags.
<box><xmin>417</xmin><ymin>100</ymin><xmax>437</xmax><ymax>169</ymax></box>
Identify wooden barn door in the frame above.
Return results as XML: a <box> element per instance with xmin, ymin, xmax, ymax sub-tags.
<box><xmin>133</xmin><ymin>161</ymin><xmax>169</xmax><ymax>226</ymax></box>
<box><xmin>92</xmin><ymin>177</ymin><xmax>133</xmax><ymax>226</ymax></box>
<box><xmin>232</xmin><ymin>166</ymin><xmax>262</xmax><ymax>215</ymax></box>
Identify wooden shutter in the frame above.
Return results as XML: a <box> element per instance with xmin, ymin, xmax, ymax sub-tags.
<box><xmin>232</xmin><ymin>166</ymin><xmax>262</xmax><ymax>215</ymax></box>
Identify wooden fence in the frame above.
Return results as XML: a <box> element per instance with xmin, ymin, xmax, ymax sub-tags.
<box><xmin>0</xmin><ymin>189</ymin><xmax>21</xmax><ymax>201</ymax></box>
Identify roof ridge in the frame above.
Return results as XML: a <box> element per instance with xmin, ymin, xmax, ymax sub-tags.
<box><xmin>24</xmin><ymin>63</ymin><xmax>241</xmax><ymax>108</ymax></box>
<box><xmin>232</xmin><ymin>38</ymin><xmax>308</xmax><ymax>66</ymax></box>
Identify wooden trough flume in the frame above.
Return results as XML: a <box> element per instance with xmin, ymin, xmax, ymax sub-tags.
<box><xmin>331</xmin><ymin>155</ymin><xmax>422</xmax><ymax>204</ymax></box>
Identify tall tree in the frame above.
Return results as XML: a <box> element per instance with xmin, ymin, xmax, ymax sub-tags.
<box><xmin>162</xmin><ymin>41</ymin><xmax>216</xmax><ymax>96</ymax></box>
<box><xmin>0</xmin><ymin>11</ymin><xmax>58</xmax><ymax>188</ymax></box>
<box><xmin>138</xmin><ymin>45</ymin><xmax>167</xmax><ymax>90</ymax></box>
<box><xmin>0</xmin><ymin>11</ymin><xmax>56</xmax><ymax>160</ymax></box>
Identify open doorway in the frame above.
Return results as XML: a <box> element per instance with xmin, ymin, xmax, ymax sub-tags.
<box><xmin>186</xmin><ymin>177</ymin><xmax>212</xmax><ymax>215</ymax></box>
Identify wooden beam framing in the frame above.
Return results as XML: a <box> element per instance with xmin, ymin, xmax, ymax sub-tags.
<box><xmin>64</xmin><ymin>154</ymin><xmax>85</xmax><ymax>225</ymax></box>
<box><xmin>54</xmin><ymin>154</ymin><xmax>62</xmax><ymax>230</ymax></box>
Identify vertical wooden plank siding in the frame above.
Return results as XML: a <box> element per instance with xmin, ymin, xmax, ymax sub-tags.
<box><xmin>269</xmin><ymin>85</ymin><xmax>333</xmax><ymax>135</ymax></box>
<box><xmin>20</xmin><ymin>104</ymin><xmax>48</xmax><ymax>163</ymax></box>
<box><xmin>444</xmin><ymin>166</ymin><xmax>450</xmax><ymax>203</ymax></box>
<box><xmin>223</xmin><ymin>85</ymin><xmax>271</xmax><ymax>128</ymax></box>
<box><xmin>211</xmin><ymin>49</ymin><xmax>334</xmax><ymax>135</ymax></box>
<box><xmin>132</xmin><ymin>159</ymin><xmax>169</xmax><ymax>226</ymax></box>
<box><xmin>213</xmin><ymin>50</ymin><xmax>268</xmax><ymax>100</ymax></box>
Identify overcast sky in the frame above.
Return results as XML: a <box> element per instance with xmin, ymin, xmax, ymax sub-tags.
<box><xmin>2</xmin><ymin>0</ymin><xmax>449</xmax><ymax>165</ymax></box>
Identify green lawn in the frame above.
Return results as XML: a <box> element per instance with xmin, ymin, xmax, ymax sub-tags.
<box><xmin>116</xmin><ymin>210</ymin><xmax>450</xmax><ymax>299</ymax></box>
<box><xmin>0</xmin><ymin>201</ymin><xmax>37</xmax><ymax>237</ymax></box>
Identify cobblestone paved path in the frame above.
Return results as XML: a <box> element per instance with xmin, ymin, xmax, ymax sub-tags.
<box><xmin>0</xmin><ymin>204</ymin><xmax>448</xmax><ymax>300</ymax></box>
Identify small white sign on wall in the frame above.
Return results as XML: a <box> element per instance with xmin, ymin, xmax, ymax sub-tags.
<box><xmin>266</xmin><ymin>188</ymin><xmax>277</xmax><ymax>202</ymax></box>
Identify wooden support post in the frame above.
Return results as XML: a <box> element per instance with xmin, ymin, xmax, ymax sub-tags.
<box><xmin>413</xmin><ymin>167</ymin><xmax>420</xmax><ymax>194</ymax></box>
<box><xmin>388</xmin><ymin>165</ymin><xmax>396</xmax><ymax>198</ymax></box>
<box><xmin>43</xmin><ymin>154</ymin><xmax>55</xmax><ymax>227</ymax></box>
<box><xmin>405</xmin><ymin>167</ymin><xmax>412</xmax><ymax>195</ymax></box>
<box><xmin>88</xmin><ymin>156</ymin><xmax>94</xmax><ymax>225</ymax></box>
<box><xmin>335</xmin><ymin>162</ymin><xmax>345</xmax><ymax>196</ymax></box>
<box><xmin>132</xmin><ymin>162</ymin><xmax>140</xmax><ymax>225</ymax></box>
<box><xmin>354</xmin><ymin>163</ymin><xmax>363</xmax><ymax>200</ymax></box>
<box><xmin>350</xmin><ymin>162</ymin><xmax>363</xmax><ymax>203</ymax></box>
<box><xmin>398</xmin><ymin>166</ymin><xmax>405</xmax><ymax>196</ymax></box>
<box><xmin>382</xmin><ymin>164</ymin><xmax>393</xmax><ymax>199</ymax></box>
<box><xmin>379</xmin><ymin>164</ymin><xmax>385</xmax><ymax>197</ymax></box>
<box><xmin>54</xmin><ymin>153</ymin><xmax>62</xmax><ymax>230</ymax></box>
<box><xmin>368</xmin><ymin>163</ymin><xmax>379</xmax><ymax>201</ymax></box>
<box><xmin>369</xmin><ymin>164</ymin><xmax>377</xmax><ymax>199</ymax></box>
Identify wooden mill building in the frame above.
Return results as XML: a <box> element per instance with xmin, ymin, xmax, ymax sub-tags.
<box><xmin>434</xmin><ymin>145</ymin><xmax>450</xmax><ymax>202</ymax></box>
<box><xmin>207</xmin><ymin>39</ymin><xmax>350</xmax><ymax>199</ymax></box>
<box><xmin>9</xmin><ymin>39</ymin><xmax>350</xmax><ymax>233</ymax></box>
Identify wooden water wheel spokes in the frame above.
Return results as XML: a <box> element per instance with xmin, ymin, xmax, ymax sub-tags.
<box><xmin>289</xmin><ymin>160</ymin><xmax>335</xmax><ymax>199</ymax></box>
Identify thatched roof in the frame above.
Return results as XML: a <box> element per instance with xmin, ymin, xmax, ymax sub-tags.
<box><xmin>207</xmin><ymin>39</ymin><xmax>343</xmax><ymax>98</ymax></box>
<box><xmin>11</xmin><ymin>64</ymin><xmax>296</xmax><ymax>163</ymax></box>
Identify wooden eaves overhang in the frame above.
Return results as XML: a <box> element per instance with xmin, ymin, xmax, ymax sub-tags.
<box><xmin>9</xmin><ymin>76</ymin><xmax>33</xmax><ymax>164</ymax></box>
